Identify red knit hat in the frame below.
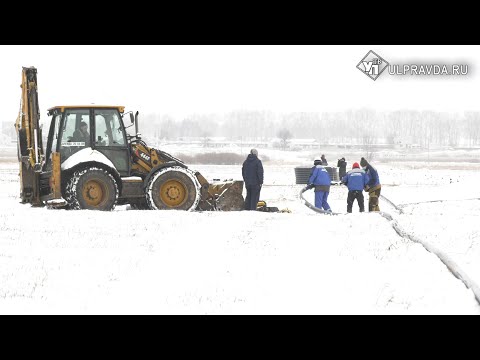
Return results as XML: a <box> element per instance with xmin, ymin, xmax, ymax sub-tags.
<box><xmin>352</xmin><ymin>162</ymin><xmax>360</xmax><ymax>169</ymax></box>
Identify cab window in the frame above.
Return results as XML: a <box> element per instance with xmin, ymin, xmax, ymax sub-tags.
<box><xmin>59</xmin><ymin>109</ymin><xmax>90</xmax><ymax>160</ymax></box>
<box><xmin>94</xmin><ymin>109</ymin><xmax>126</xmax><ymax>146</ymax></box>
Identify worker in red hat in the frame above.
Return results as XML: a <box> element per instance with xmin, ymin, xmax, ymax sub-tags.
<box><xmin>341</xmin><ymin>162</ymin><xmax>370</xmax><ymax>213</ymax></box>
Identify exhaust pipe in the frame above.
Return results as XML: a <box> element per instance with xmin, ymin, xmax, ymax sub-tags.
<box><xmin>135</xmin><ymin>111</ymin><xmax>140</xmax><ymax>139</ymax></box>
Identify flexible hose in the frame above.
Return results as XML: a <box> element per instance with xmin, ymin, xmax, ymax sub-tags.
<box><xmin>299</xmin><ymin>186</ymin><xmax>340</xmax><ymax>215</ymax></box>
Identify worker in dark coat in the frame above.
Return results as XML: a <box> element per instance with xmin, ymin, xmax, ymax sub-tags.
<box><xmin>307</xmin><ymin>159</ymin><xmax>332</xmax><ymax>212</ymax></box>
<box><xmin>320</xmin><ymin>154</ymin><xmax>328</xmax><ymax>165</ymax></box>
<box><xmin>337</xmin><ymin>157</ymin><xmax>347</xmax><ymax>179</ymax></box>
<box><xmin>341</xmin><ymin>162</ymin><xmax>369</xmax><ymax>213</ymax></box>
<box><xmin>242</xmin><ymin>148</ymin><xmax>264</xmax><ymax>210</ymax></box>
<box><xmin>360</xmin><ymin>157</ymin><xmax>381</xmax><ymax>212</ymax></box>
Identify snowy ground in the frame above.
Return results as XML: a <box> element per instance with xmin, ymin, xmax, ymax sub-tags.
<box><xmin>1</xmin><ymin>148</ymin><xmax>480</xmax><ymax>314</ymax></box>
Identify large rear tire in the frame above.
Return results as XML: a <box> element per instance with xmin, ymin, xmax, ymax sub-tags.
<box><xmin>146</xmin><ymin>166</ymin><xmax>200</xmax><ymax>211</ymax></box>
<box><xmin>64</xmin><ymin>167</ymin><xmax>118</xmax><ymax>211</ymax></box>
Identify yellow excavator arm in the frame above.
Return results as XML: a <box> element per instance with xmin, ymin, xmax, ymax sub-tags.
<box><xmin>15</xmin><ymin>67</ymin><xmax>45</xmax><ymax>205</ymax></box>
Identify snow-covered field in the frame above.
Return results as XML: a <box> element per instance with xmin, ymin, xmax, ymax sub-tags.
<box><xmin>1</xmin><ymin>147</ymin><xmax>480</xmax><ymax>314</ymax></box>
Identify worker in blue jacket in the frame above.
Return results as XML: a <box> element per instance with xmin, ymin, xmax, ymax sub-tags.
<box><xmin>341</xmin><ymin>162</ymin><xmax>370</xmax><ymax>213</ymax></box>
<box><xmin>307</xmin><ymin>159</ymin><xmax>332</xmax><ymax>212</ymax></box>
<box><xmin>360</xmin><ymin>157</ymin><xmax>381</xmax><ymax>211</ymax></box>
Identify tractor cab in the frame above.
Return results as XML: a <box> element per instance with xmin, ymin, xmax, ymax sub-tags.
<box><xmin>45</xmin><ymin>106</ymin><xmax>131</xmax><ymax>176</ymax></box>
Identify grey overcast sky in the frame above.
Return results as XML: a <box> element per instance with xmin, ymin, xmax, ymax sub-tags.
<box><xmin>1</xmin><ymin>45</ymin><xmax>479</xmax><ymax>122</ymax></box>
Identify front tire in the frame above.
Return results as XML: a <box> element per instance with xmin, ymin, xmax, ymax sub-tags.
<box><xmin>64</xmin><ymin>167</ymin><xmax>118</xmax><ymax>210</ymax></box>
<box><xmin>146</xmin><ymin>166</ymin><xmax>200</xmax><ymax>211</ymax></box>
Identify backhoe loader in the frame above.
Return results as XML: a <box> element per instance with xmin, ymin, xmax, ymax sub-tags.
<box><xmin>15</xmin><ymin>66</ymin><xmax>244</xmax><ymax>211</ymax></box>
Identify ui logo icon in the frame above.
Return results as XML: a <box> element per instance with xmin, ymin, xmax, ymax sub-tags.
<box><xmin>357</xmin><ymin>50</ymin><xmax>389</xmax><ymax>81</ymax></box>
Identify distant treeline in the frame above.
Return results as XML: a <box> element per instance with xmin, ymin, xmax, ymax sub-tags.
<box><xmin>137</xmin><ymin>109</ymin><xmax>480</xmax><ymax>148</ymax></box>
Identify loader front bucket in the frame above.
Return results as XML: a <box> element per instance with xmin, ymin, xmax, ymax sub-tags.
<box><xmin>211</xmin><ymin>180</ymin><xmax>245</xmax><ymax>211</ymax></box>
<box><xmin>194</xmin><ymin>172</ymin><xmax>244</xmax><ymax>211</ymax></box>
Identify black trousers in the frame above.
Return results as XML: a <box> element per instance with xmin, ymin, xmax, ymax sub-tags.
<box><xmin>245</xmin><ymin>185</ymin><xmax>261</xmax><ymax>210</ymax></box>
<box><xmin>347</xmin><ymin>190</ymin><xmax>364</xmax><ymax>213</ymax></box>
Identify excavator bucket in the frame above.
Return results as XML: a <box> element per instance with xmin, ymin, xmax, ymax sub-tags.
<box><xmin>194</xmin><ymin>171</ymin><xmax>244</xmax><ymax>211</ymax></box>
<box><xmin>209</xmin><ymin>179</ymin><xmax>245</xmax><ymax>211</ymax></box>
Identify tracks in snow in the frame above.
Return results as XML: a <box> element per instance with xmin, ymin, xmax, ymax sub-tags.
<box><xmin>397</xmin><ymin>198</ymin><xmax>480</xmax><ymax>209</ymax></box>
<box><xmin>300</xmin><ymin>186</ymin><xmax>480</xmax><ymax>306</ymax></box>
<box><xmin>382</xmin><ymin>212</ymin><xmax>480</xmax><ymax>306</ymax></box>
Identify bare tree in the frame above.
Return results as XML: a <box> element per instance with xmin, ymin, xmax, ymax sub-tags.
<box><xmin>277</xmin><ymin>128</ymin><xmax>293</xmax><ymax>150</ymax></box>
<box><xmin>464</xmin><ymin>112</ymin><xmax>480</xmax><ymax>147</ymax></box>
<box><xmin>387</xmin><ymin>111</ymin><xmax>404</xmax><ymax>146</ymax></box>
<box><xmin>157</xmin><ymin>114</ymin><xmax>178</xmax><ymax>140</ymax></box>
<box><xmin>355</xmin><ymin>108</ymin><xmax>377</xmax><ymax>159</ymax></box>
<box><xmin>202</xmin><ymin>131</ymin><xmax>211</xmax><ymax>148</ymax></box>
